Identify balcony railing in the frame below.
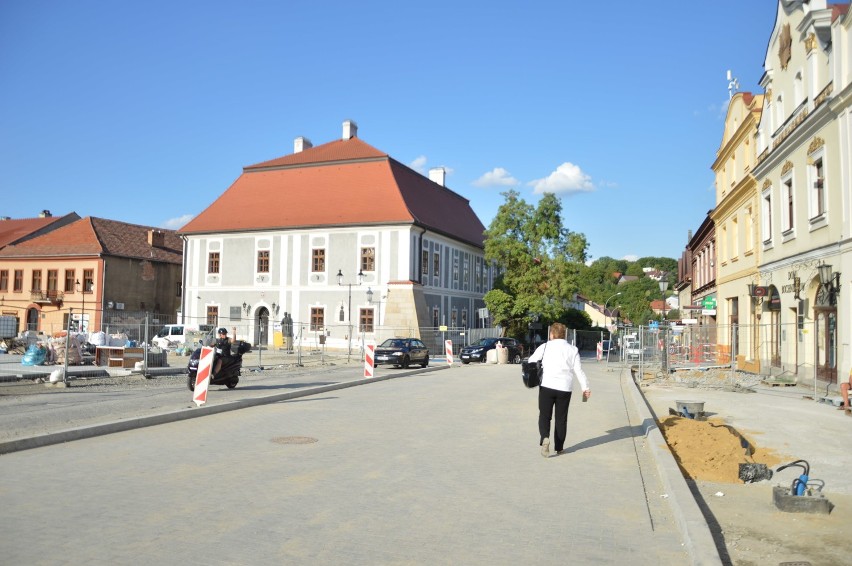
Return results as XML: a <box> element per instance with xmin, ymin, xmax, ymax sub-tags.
<box><xmin>30</xmin><ymin>289</ymin><xmax>64</xmax><ymax>303</ymax></box>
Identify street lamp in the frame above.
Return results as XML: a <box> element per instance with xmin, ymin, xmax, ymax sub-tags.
<box><xmin>604</xmin><ymin>292</ymin><xmax>621</xmax><ymax>328</ymax></box>
<box><xmin>337</xmin><ymin>268</ymin><xmax>364</xmax><ymax>362</ymax></box>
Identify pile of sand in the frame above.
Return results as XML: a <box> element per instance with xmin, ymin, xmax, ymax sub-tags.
<box><xmin>658</xmin><ymin>415</ymin><xmax>783</xmax><ymax>483</ymax></box>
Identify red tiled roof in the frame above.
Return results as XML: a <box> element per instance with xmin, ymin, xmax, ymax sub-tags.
<box><xmin>245</xmin><ymin>137</ymin><xmax>387</xmax><ymax>169</ymax></box>
<box><xmin>180</xmin><ymin>137</ymin><xmax>486</xmax><ymax>248</ymax></box>
<box><xmin>0</xmin><ymin>217</ymin><xmax>182</xmax><ymax>263</ymax></box>
<box><xmin>0</xmin><ymin>213</ymin><xmax>80</xmax><ymax>248</ymax></box>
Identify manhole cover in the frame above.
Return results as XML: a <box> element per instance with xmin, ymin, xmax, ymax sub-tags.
<box><xmin>271</xmin><ymin>436</ymin><xmax>318</xmax><ymax>445</ymax></box>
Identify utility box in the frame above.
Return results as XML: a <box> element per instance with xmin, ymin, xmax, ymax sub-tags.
<box><xmin>0</xmin><ymin>316</ymin><xmax>17</xmax><ymax>338</ymax></box>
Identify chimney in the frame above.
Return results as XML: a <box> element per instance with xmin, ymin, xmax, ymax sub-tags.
<box><xmin>148</xmin><ymin>229</ymin><xmax>165</xmax><ymax>248</ymax></box>
<box><xmin>294</xmin><ymin>136</ymin><xmax>312</xmax><ymax>153</ymax></box>
<box><xmin>342</xmin><ymin>119</ymin><xmax>358</xmax><ymax>140</ymax></box>
<box><xmin>39</xmin><ymin>210</ymin><xmax>52</xmax><ymax>218</ymax></box>
<box><xmin>428</xmin><ymin>167</ymin><xmax>446</xmax><ymax>187</ymax></box>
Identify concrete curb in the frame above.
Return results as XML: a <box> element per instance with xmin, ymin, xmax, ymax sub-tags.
<box><xmin>626</xmin><ymin>374</ymin><xmax>724</xmax><ymax>566</ymax></box>
<box><xmin>0</xmin><ymin>365</ymin><xmax>445</xmax><ymax>455</ymax></box>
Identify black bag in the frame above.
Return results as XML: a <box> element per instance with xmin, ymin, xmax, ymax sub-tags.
<box><xmin>521</xmin><ymin>360</ymin><xmax>542</xmax><ymax>388</ymax></box>
<box><xmin>521</xmin><ymin>343</ymin><xmax>546</xmax><ymax>389</ymax></box>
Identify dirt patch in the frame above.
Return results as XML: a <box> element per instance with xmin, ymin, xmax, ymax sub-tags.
<box><xmin>656</xmin><ymin>412</ymin><xmax>852</xmax><ymax>565</ymax></box>
<box><xmin>658</xmin><ymin>415</ymin><xmax>783</xmax><ymax>483</ymax></box>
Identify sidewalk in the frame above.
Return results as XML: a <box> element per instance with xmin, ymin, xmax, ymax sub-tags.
<box><xmin>0</xmin><ymin>358</ymin><xmax>718</xmax><ymax>564</ymax></box>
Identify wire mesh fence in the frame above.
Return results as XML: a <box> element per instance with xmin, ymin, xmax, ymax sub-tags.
<box><xmin>4</xmin><ymin>307</ymin><xmax>836</xmax><ymax>393</ymax></box>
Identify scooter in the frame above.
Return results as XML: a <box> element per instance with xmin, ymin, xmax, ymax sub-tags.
<box><xmin>187</xmin><ymin>340</ymin><xmax>251</xmax><ymax>391</ymax></box>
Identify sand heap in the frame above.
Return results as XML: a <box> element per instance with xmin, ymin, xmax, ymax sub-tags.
<box><xmin>658</xmin><ymin>415</ymin><xmax>783</xmax><ymax>484</ymax></box>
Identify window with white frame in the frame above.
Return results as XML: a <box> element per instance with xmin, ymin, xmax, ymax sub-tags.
<box><xmin>310</xmin><ymin>307</ymin><xmax>324</xmax><ymax>331</ymax></box>
<box><xmin>745</xmin><ymin>206</ymin><xmax>754</xmax><ymax>252</ymax></box>
<box><xmin>762</xmin><ymin>189</ymin><xmax>773</xmax><ymax>243</ymax></box>
<box><xmin>809</xmin><ymin>154</ymin><xmax>826</xmax><ymax>219</ymax></box>
<box><xmin>452</xmin><ymin>254</ymin><xmax>459</xmax><ymax>285</ymax></box>
<box><xmin>731</xmin><ymin>216</ymin><xmax>738</xmax><ymax>260</ymax></box>
<box><xmin>782</xmin><ymin>177</ymin><xmax>794</xmax><ymax>233</ymax></box>
<box><xmin>361</xmin><ymin>247</ymin><xmax>375</xmax><ymax>272</ymax></box>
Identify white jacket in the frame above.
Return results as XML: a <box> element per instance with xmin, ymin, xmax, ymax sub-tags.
<box><xmin>527</xmin><ymin>338</ymin><xmax>589</xmax><ymax>393</ymax></box>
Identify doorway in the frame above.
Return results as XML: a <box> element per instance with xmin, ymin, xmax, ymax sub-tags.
<box><xmin>26</xmin><ymin>307</ymin><xmax>39</xmax><ymax>332</ymax></box>
<box><xmin>254</xmin><ymin>307</ymin><xmax>269</xmax><ymax>346</ymax></box>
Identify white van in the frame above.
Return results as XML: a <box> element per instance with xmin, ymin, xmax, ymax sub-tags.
<box><xmin>151</xmin><ymin>324</ymin><xmax>207</xmax><ymax>349</ymax></box>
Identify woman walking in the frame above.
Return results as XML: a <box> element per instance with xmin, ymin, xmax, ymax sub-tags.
<box><xmin>526</xmin><ymin>322</ymin><xmax>591</xmax><ymax>457</ymax></box>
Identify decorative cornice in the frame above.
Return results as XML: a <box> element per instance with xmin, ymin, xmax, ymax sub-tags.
<box><xmin>763</xmin><ymin>179</ymin><xmax>772</xmax><ymax>189</ymax></box>
<box><xmin>808</xmin><ymin>137</ymin><xmax>825</xmax><ymax>155</ymax></box>
<box><xmin>781</xmin><ymin>160</ymin><xmax>794</xmax><ymax>176</ymax></box>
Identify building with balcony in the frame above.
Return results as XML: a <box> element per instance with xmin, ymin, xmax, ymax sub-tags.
<box><xmin>751</xmin><ymin>1</ymin><xmax>851</xmax><ymax>383</ymax></box>
<box><xmin>0</xmin><ymin>217</ymin><xmax>183</xmax><ymax>336</ymax></box>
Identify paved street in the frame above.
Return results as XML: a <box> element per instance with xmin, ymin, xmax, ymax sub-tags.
<box><xmin>0</xmin><ymin>358</ymin><xmax>705</xmax><ymax>565</ymax></box>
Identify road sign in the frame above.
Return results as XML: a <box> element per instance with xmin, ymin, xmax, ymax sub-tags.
<box><xmin>193</xmin><ymin>347</ymin><xmax>214</xmax><ymax>406</ymax></box>
<box><xmin>364</xmin><ymin>343</ymin><xmax>375</xmax><ymax>378</ymax></box>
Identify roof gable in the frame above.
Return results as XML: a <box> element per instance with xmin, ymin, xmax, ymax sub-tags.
<box><xmin>0</xmin><ymin>213</ymin><xmax>80</xmax><ymax>248</ymax></box>
<box><xmin>0</xmin><ymin>217</ymin><xmax>182</xmax><ymax>263</ymax></box>
<box><xmin>181</xmin><ymin>136</ymin><xmax>485</xmax><ymax>248</ymax></box>
<box><xmin>245</xmin><ymin>137</ymin><xmax>387</xmax><ymax>170</ymax></box>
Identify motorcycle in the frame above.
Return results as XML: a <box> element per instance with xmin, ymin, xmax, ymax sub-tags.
<box><xmin>187</xmin><ymin>340</ymin><xmax>251</xmax><ymax>391</ymax></box>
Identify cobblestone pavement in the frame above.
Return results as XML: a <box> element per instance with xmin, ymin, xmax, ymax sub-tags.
<box><xmin>0</xmin><ymin>358</ymin><xmax>699</xmax><ymax>565</ymax></box>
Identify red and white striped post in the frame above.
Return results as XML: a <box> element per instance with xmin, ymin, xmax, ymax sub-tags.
<box><xmin>364</xmin><ymin>343</ymin><xmax>375</xmax><ymax>378</ymax></box>
<box><xmin>596</xmin><ymin>342</ymin><xmax>603</xmax><ymax>361</ymax></box>
<box><xmin>193</xmin><ymin>346</ymin><xmax>214</xmax><ymax>406</ymax></box>
<box><xmin>445</xmin><ymin>340</ymin><xmax>453</xmax><ymax>365</ymax></box>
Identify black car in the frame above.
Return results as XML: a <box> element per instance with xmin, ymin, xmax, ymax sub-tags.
<box><xmin>374</xmin><ymin>338</ymin><xmax>429</xmax><ymax>368</ymax></box>
<box><xmin>459</xmin><ymin>337</ymin><xmax>524</xmax><ymax>364</ymax></box>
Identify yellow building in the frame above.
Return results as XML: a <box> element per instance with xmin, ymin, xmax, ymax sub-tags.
<box><xmin>710</xmin><ymin>91</ymin><xmax>764</xmax><ymax>373</ymax></box>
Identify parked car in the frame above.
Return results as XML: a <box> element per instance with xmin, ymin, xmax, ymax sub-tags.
<box><xmin>459</xmin><ymin>337</ymin><xmax>524</xmax><ymax>364</ymax></box>
<box><xmin>374</xmin><ymin>338</ymin><xmax>429</xmax><ymax>368</ymax></box>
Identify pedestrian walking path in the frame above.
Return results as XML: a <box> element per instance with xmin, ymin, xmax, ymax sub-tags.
<box><xmin>0</xmin><ymin>359</ymin><xmax>719</xmax><ymax>564</ymax></box>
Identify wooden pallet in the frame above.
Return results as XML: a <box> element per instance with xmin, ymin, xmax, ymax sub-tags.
<box><xmin>761</xmin><ymin>379</ymin><xmax>797</xmax><ymax>387</ymax></box>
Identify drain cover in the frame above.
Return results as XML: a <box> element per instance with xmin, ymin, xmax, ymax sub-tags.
<box><xmin>271</xmin><ymin>436</ymin><xmax>318</xmax><ymax>445</ymax></box>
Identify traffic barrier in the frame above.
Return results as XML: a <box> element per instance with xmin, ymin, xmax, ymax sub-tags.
<box><xmin>445</xmin><ymin>340</ymin><xmax>453</xmax><ymax>365</ymax></box>
<box><xmin>364</xmin><ymin>343</ymin><xmax>375</xmax><ymax>378</ymax></box>
<box><xmin>193</xmin><ymin>347</ymin><xmax>214</xmax><ymax>406</ymax></box>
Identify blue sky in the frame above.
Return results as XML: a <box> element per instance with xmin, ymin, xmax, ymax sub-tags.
<box><xmin>0</xmin><ymin>1</ymin><xmax>778</xmax><ymax>262</ymax></box>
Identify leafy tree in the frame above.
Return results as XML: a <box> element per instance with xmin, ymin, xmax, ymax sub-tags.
<box><xmin>483</xmin><ymin>190</ymin><xmax>588</xmax><ymax>336</ymax></box>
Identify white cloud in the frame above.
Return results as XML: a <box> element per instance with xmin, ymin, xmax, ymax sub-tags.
<box><xmin>528</xmin><ymin>162</ymin><xmax>595</xmax><ymax>195</ymax></box>
<box><xmin>410</xmin><ymin>155</ymin><xmax>427</xmax><ymax>174</ymax></box>
<box><xmin>162</xmin><ymin>214</ymin><xmax>195</xmax><ymax>230</ymax></box>
<box><xmin>622</xmin><ymin>254</ymin><xmax>639</xmax><ymax>262</ymax></box>
<box><xmin>472</xmin><ymin>167</ymin><xmax>519</xmax><ymax>188</ymax></box>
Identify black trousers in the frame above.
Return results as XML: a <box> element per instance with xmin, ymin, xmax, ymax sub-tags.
<box><xmin>538</xmin><ymin>386</ymin><xmax>573</xmax><ymax>452</ymax></box>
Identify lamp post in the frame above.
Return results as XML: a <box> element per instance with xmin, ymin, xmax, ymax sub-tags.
<box><xmin>659</xmin><ymin>277</ymin><xmax>669</xmax><ymax>374</ymax></box>
<box><xmin>604</xmin><ymin>292</ymin><xmax>621</xmax><ymax>328</ymax></box>
<box><xmin>337</xmin><ymin>269</ymin><xmax>364</xmax><ymax>362</ymax></box>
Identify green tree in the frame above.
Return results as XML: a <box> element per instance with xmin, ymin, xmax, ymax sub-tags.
<box><xmin>483</xmin><ymin>190</ymin><xmax>588</xmax><ymax>336</ymax></box>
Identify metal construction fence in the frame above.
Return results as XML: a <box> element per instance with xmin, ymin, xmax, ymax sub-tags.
<box><xmin>605</xmin><ymin>321</ymin><xmax>835</xmax><ymax>388</ymax></box>
<box><xmin>11</xmin><ymin>309</ymin><xmax>832</xmax><ymax>391</ymax></box>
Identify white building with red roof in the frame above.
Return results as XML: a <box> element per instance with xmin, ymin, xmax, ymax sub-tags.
<box><xmin>179</xmin><ymin>120</ymin><xmax>493</xmax><ymax>349</ymax></box>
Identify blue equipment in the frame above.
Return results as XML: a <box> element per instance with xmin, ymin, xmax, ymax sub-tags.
<box><xmin>776</xmin><ymin>459</ymin><xmax>809</xmax><ymax>496</ymax></box>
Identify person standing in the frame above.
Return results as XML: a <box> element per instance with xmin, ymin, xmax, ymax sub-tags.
<box><xmin>526</xmin><ymin>322</ymin><xmax>591</xmax><ymax>457</ymax></box>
